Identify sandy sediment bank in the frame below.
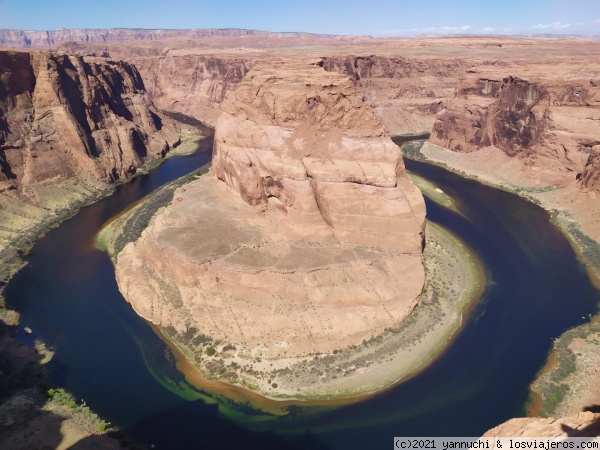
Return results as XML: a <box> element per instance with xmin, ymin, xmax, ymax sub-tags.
<box><xmin>407</xmin><ymin>140</ymin><xmax>600</xmax><ymax>418</ymax></box>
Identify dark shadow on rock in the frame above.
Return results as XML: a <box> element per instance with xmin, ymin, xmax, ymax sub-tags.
<box><xmin>560</xmin><ymin>405</ymin><xmax>600</xmax><ymax>437</ymax></box>
<box><xmin>0</xmin><ymin>321</ymin><xmax>63</xmax><ymax>449</ymax></box>
<box><xmin>0</xmin><ymin>321</ymin><xmax>125</xmax><ymax>449</ymax></box>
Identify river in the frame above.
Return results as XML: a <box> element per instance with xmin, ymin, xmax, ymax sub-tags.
<box><xmin>5</xmin><ymin>127</ymin><xmax>599</xmax><ymax>449</ymax></box>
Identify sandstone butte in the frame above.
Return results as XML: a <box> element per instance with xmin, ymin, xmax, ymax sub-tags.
<box><xmin>115</xmin><ymin>60</ymin><xmax>427</xmax><ymax>369</ymax></box>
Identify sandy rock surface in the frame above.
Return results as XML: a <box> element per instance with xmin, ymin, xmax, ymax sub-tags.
<box><xmin>116</xmin><ymin>60</ymin><xmax>426</xmax><ymax>361</ymax></box>
<box><xmin>483</xmin><ymin>412</ymin><xmax>600</xmax><ymax>437</ymax></box>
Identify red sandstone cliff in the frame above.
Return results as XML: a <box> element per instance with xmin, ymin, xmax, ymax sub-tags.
<box><xmin>132</xmin><ymin>53</ymin><xmax>250</xmax><ymax>126</ymax></box>
<box><xmin>580</xmin><ymin>145</ymin><xmax>600</xmax><ymax>192</ymax></box>
<box><xmin>320</xmin><ymin>55</ymin><xmax>467</xmax><ymax>136</ymax></box>
<box><xmin>0</xmin><ymin>50</ymin><xmax>180</xmax><ymax>191</ymax></box>
<box><xmin>0</xmin><ymin>50</ymin><xmax>182</xmax><ymax>253</ymax></box>
<box><xmin>429</xmin><ymin>75</ymin><xmax>600</xmax><ymax>189</ymax></box>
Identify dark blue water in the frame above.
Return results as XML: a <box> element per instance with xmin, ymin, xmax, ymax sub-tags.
<box><xmin>5</xmin><ymin>133</ymin><xmax>599</xmax><ymax>449</ymax></box>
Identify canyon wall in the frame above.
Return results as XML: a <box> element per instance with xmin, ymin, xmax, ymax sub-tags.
<box><xmin>115</xmin><ymin>61</ymin><xmax>426</xmax><ymax>375</ymax></box>
<box><xmin>429</xmin><ymin>75</ymin><xmax>600</xmax><ymax>189</ymax></box>
<box><xmin>320</xmin><ymin>55</ymin><xmax>467</xmax><ymax>136</ymax></box>
<box><xmin>0</xmin><ymin>28</ymin><xmax>340</xmax><ymax>49</ymax></box>
<box><xmin>0</xmin><ymin>50</ymin><xmax>181</xmax><ymax>253</ymax></box>
<box><xmin>126</xmin><ymin>53</ymin><xmax>466</xmax><ymax>133</ymax></box>
<box><xmin>0</xmin><ymin>50</ymin><xmax>180</xmax><ymax>188</ymax></box>
<box><xmin>580</xmin><ymin>145</ymin><xmax>600</xmax><ymax>192</ymax></box>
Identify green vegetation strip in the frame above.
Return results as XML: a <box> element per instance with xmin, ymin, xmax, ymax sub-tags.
<box><xmin>144</xmin><ymin>221</ymin><xmax>484</xmax><ymax>406</ymax></box>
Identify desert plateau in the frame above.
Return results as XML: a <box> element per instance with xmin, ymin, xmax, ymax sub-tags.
<box><xmin>1</xmin><ymin>4</ymin><xmax>600</xmax><ymax>448</ymax></box>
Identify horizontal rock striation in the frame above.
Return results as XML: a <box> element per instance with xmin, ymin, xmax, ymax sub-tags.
<box><xmin>0</xmin><ymin>28</ymin><xmax>340</xmax><ymax>49</ymax></box>
<box><xmin>213</xmin><ymin>60</ymin><xmax>426</xmax><ymax>252</ymax></box>
<box><xmin>0</xmin><ymin>50</ymin><xmax>179</xmax><ymax>189</ymax></box>
<box><xmin>430</xmin><ymin>75</ymin><xmax>600</xmax><ymax>185</ymax></box>
<box><xmin>116</xmin><ymin>61</ymin><xmax>426</xmax><ymax>366</ymax></box>
<box><xmin>133</xmin><ymin>54</ymin><xmax>251</xmax><ymax>127</ymax></box>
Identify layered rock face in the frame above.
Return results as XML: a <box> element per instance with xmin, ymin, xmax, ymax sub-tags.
<box><xmin>321</xmin><ymin>55</ymin><xmax>466</xmax><ymax>136</ymax></box>
<box><xmin>133</xmin><ymin>53</ymin><xmax>250</xmax><ymax>127</ymax></box>
<box><xmin>116</xmin><ymin>61</ymin><xmax>426</xmax><ymax>361</ymax></box>
<box><xmin>580</xmin><ymin>145</ymin><xmax>600</xmax><ymax>192</ymax></box>
<box><xmin>0</xmin><ymin>50</ymin><xmax>179</xmax><ymax>190</ymax></box>
<box><xmin>0</xmin><ymin>28</ymin><xmax>339</xmax><ymax>49</ymax></box>
<box><xmin>0</xmin><ymin>50</ymin><xmax>180</xmax><ymax>253</ymax></box>
<box><xmin>120</xmin><ymin>53</ymin><xmax>463</xmax><ymax>133</ymax></box>
<box><xmin>483</xmin><ymin>412</ymin><xmax>600</xmax><ymax>437</ymax></box>
<box><xmin>212</xmin><ymin>60</ymin><xmax>425</xmax><ymax>252</ymax></box>
<box><xmin>430</xmin><ymin>75</ymin><xmax>600</xmax><ymax>185</ymax></box>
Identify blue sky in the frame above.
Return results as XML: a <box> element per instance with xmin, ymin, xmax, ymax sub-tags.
<box><xmin>1</xmin><ymin>0</ymin><xmax>599</xmax><ymax>36</ymax></box>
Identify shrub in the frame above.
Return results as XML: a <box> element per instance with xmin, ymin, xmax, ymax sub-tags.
<box><xmin>206</xmin><ymin>346</ymin><xmax>216</xmax><ymax>356</ymax></box>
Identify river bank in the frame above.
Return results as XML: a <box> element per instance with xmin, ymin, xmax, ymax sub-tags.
<box><xmin>0</xmin><ymin>120</ymin><xmax>204</xmax><ymax>449</ymax></box>
<box><xmin>98</xmin><ymin>160</ymin><xmax>484</xmax><ymax>404</ymax></box>
<box><xmin>0</xmin><ymin>125</ymin><xmax>203</xmax><ymax>304</ymax></box>
<box><xmin>401</xmin><ymin>139</ymin><xmax>600</xmax><ymax>419</ymax></box>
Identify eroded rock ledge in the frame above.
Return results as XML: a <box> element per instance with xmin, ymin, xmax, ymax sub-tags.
<box><xmin>115</xmin><ymin>60</ymin><xmax>430</xmax><ymax>395</ymax></box>
<box><xmin>483</xmin><ymin>412</ymin><xmax>600</xmax><ymax>438</ymax></box>
<box><xmin>429</xmin><ymin>75</ymin><xmax>600</xmax><ymax>191</ymax></box>
<box><xmin>0</xmin><ymin>49</ymin><xmax>182</xmax><ymax>273</ymax></box>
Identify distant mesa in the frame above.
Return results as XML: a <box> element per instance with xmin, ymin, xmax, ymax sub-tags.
<box><xmin>0</xmin><ymin>28</ymin><xmax>346</xmax><ymax>49</ymax></box>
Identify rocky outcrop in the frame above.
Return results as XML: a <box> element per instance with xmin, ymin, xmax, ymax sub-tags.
<box><xmin>483</xmin><ymin>412</ymin><xmax>600</xmax><ymax>437</ymax></box>
<box><xmin>0</xmin><ymin>28</ymin><xmax>339</xmax><ymax>49</ymax></box>
<box><xmin>580</xmin><ymin>145</ymin><xmax>600</xmax><ymax>192</ymax></box>
<box><xmin>115</xmin><ymin>61</ymin><xmax>426</xmax><ymax>373</ymax></box>
<box><xmin>0</xmin><ymin>50</ymin><xmax>179</xmax><ymax>189</ymax></box>
<box><xmin>431</xmin><ymin>77</ymin><xmax>549</xmax><ymax>155</ymax></box>
<box><xmin>430</xmin><ymin>75</ymin><xmax>600</xmax><ymax>179</ymax></box>
<box><xmin>128</xmin><ymin>53</ymin><xmax>465</xmax><ymax>134</ymax></box>
<box><xmin>321</xmin><ymin>55</ymin><xmax>466</xmax><ymax>136</ymax></box>
<box><xmin>212</xmin><ymin>60</ymin><xmax>425</xmax><ymax>252</ymax></box>
<box><xmin>0</xmin><ymin>49</ymin><xmax>181</xmax><ymax>254</ymax></box>
<box><xmin>132</xmin><ymin>54</ymin><xmax>250</xmax><ymax>127</ymax></box>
